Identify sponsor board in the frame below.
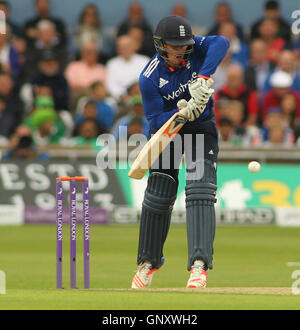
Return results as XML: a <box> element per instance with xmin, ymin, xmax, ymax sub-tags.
<box><xmin>0</xmin><ymin>205</ymin><xmax>24</xmax><ymax>225</ymax></box>
<box><xmin>112</xmin><ymin>206</ymin><xmax>275</xmax><ymax>225</ymax></box>
<box><xmin>0</xmin><ymin>161</ymin><xmax>299</xmax><ymax>226</ymax></box>
<box><xmin>275</xmin><ymin>208</ymin><xmax>300</xmax><ymax>227</ymax></box>
<box><xmin>0</xmin><ymin>160</ymin><xmax>125</xmax><ymax>225</ymax></box>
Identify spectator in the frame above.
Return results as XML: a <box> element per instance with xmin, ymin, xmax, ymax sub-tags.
<box><xmin>122</xmin><ymin>80</ymin><xmax>141</xmax><ymax>106</ymax></box>
<box><xmin>2</xmin><ymin>124</ymin><xmax>49</xmax><ymax>160</ymax></box>
<box><xmin>218</xmin><ymin>22</ymin><xmax>248</xmax><ymax>68</ymax></box>
<box><xmin>24</xmin><ymin>96</ymin><xmax>66</xmax><ymax>146</ymax></box>
<box><xmin>266</xmin><ymin>124</ymin><xmax>293</xmax><ymax>147</ymax></box>
<box><xmin>127</xmin><ymin>81</ymin><xmax>141</xmax><ymax>96</ymax></box>
<box><xmin>228</xmin><ymin>100</ymin><xmax>261</xmax><ymax>146</ymax></box>
<box><xmin>261</xmin><ymin>70</ymin><xmax>300</xmax><ymax>123</ymax></box>
<box><xmin>213</xmin><ymin>98</ymin><xmax>230</xmax><ymax>121</ymax></box>
<box><xmin>24</xmin><ymin>0</ymin><xmax>67</xmax><ymax>48</ymax></box>
<box><xmin>30</xmin><ymin>50</ymin><xmax>69</xmax><ymax>111</ymax></box>
<box><xmin>244</xmin><ymin>39</ymin><xmax>274</xmax><ymax>95</ymax></box>
<box><xmin>218</xmin><ymin>116</ymin><xmax>249</xmax><ymax>146</ymax></box>
<box><xmin>225</xmin><ymin>101</ymin><xmax>248</xmax><ymax>145</ymax></box>
<box><xmin>32</xmin><ymin>85</ymin><xmax>53</xmax><ymax>105</ymax></box>
<box><xmin>217</xmin><ymin>100</ymin><xmax>261</xmax><ymax>146</ymax></box>
<box><xmin>171</xmin><ymin>2</ymin><xmax>186</xmax><ymax>18</ymax></box>
<box><xmin>214</xmin><ymin>64</ymin><xmax>259</xmax><ymax>127</ymax></box>
<box><xmin>90</xmin><ymin>81</ymin><xmax>116</xmax><ymax>125</ymax></box>
<box><xmin>112</xmin><ymin>95</ymin><xmax>149</xmax><ymax>140</ymax></box>
<box><xmin>0</xmin><ymin>24</ymin><xmax>22</xmax><ymax>78</ymax></box>
<box><xmin>0</xmin><ymin>2</ymin><xmax>27</xmax><ymax>77</ymax></box>
<box><xmin>32</xmin><ymin>94</ymin><xmax>55</xmax><ymax>109</ymax></box>
<box><xmin>74</xmin><ymin>4</ymin><xmax>102</xmax><ymax>51</ymax></box>
<box><xmin>71</xmin><ymin>118</ymin><xmax>106</xmax><ymax>149</ymax></box>
<box><xmin>0</xmin><ymin>1</ymin><xmax>22</xmax><ymax>37</ymax></box>
<box><xmin>24</xmin><ymin>19</ymin><xmax>67</xmax><ymax>80</ymax></box>
<box><xmin>261</xmin><ymin>107</ymin><xmax>294</xmax><ymax>146</ymax></box>
<box><xmin>296</xmin><ymin>132</ymin><xmax>300</xmax><ymax>146</ymax></box>
<box><xmin>74</xmin><ymin>5</ymin><xmax>114</xmax><ymax>61</ymax></box>
<box><xmin>227</xmin><ymin>100</ymin><xmax>245</xmax><ymax>127</ymax></box>
<box><xmin>106</xmin><ymin>35</ymin><xmax>149</xmax><ymax>102</ymax></box>
<box><xmin>30</xmin><ymin>95</ymin><xmax>73</xmax><ymax>138</ymax></box>
<box><xmin>257</xmin><ymin>18</ymin><xmax>286</xmax><ymax>65</ymax></box>
<box><xmin>76</xmin><ymin>81</ymin><xmax>115</xmax><ymax>130</ymax></box>
<box><xmin>116</xmin><ymin>2</ymin><xmax>153</xmax><ymax>59</ymax></box>
<box><xmin>207</xmin><ymin>2</ymin><xmax>244</xmax><ymax>41</ymax></box>
<box><xmin>0</xmin><ymin>73</ymin><xmax>24</xmax><ymax>137</ymax></box>
<box><xmin>250</xmin><ymin>0</ymin><xmax>291</xmax><ymax>43</ymax></box>
<box><xmin>65</xmin><ymin>42</ymin><xmax>106</xmax><ymax>105</ymax></box>
<box><xmin>218</xmin><ymin>117</ymin><xmax>234</xmax><ymax>145</ymax></box>
<box><xmin>211</xmin><ymin>47</ymin><xmax>234</xmax><ymax>93</ymax></box>
<box><xmin>127</xmin><ymin>116</ymin><xmax>144</xmax><ymax>138</ymax></box>
<box><xmin>6</xmin><ymin>124</ymin><xmax>32</xmax><ymax>149</ymax></box>
<box><xmin>0</xmin><ymin>96</ymin><xmax>18</xmax><ymax>139</ymax></box>
<box><xmin>114</xmin><ymin>80</ymin><xmax>142</xmax><ymax>120</ymax></box>
<box><xmin>263</xmin><ymin>50</ymin><xmax>300</xmax><ymax>94</ymax></box>
<box><xmin>127</xmin><ymin>25</ymin><xmax>155</xmax><ymax>58</ymax></box>
<box><xmin>74</xmin><ymin>98</ymin><xmax>111</xmax><ymax>135</ymax></box>
<box><xmin>292</xmin><ymin>38</ymin><xmax>300</xmax><ymax>72</ymax></box>
<box><xmin>280</xmin><ymin>93</ymin><xmax>300</xmax><ymax>135</ymax></box>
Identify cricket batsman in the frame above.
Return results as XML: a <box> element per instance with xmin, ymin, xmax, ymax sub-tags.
<box><xmin>131</xmin><ymin>16</ymin><xmax>229</xmax><ymax>288</ymax></box>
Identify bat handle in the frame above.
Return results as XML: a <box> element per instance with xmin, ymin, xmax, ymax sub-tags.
<box><xmin>177</xmin><ymin>99</ymin><xmax>189</xmax><ymax>117</ymax></box>
<box><xmin>207</xmin><ymin>77</ymin><xmax>214</xmax><ymax>88</ymax></box>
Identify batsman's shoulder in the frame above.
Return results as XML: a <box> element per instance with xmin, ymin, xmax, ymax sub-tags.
<box><xmin>193</xmin><ymin>35</ymin><xmax>207</xmax><ymax>46</ymax></box>
<box><xmin>140</xmin><ymin>55</ymin><xmax>161</xmax><ymax>80</ymax></box>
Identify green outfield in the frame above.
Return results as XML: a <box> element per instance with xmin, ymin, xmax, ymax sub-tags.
<box><xmin>0</xmin><ymin>224</ymin><xmax>300</xmax><ymax>310</ymax></box>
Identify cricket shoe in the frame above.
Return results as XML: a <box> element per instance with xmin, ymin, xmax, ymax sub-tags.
<box><xmin>131</xmin><ymin>257</ymin><xmax>164</xmax><ymax>289</ymax></box>
<box><xmin>186</xmin><ymin>260</ymin><xmax>208</xmax><ymax>288</ymax></box>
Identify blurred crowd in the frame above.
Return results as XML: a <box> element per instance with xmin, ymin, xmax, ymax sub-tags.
<box><xmin>0</xmin><ymin>0</ymin><xmax>299</xmax><ymax>160</ymax></box>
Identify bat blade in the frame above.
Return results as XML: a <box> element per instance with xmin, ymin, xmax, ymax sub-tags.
<box><xmin>128</xmin><ymin>112</ymin><xmax>187</xmax><ymax>179</ymax></box>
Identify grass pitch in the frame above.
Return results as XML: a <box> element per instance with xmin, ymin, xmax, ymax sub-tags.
<box><xmin>0</xmin><ymin>224</ymin><xmax>299</xmax><ymax>310</ymax></box>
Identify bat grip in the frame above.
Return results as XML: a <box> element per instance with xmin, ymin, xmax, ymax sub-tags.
<box><xmin>179</xmin><ymin>108</ymin><xmax>189</xmax><ymax>117</ymax></box>
<box><xmin>207</xmin><ymin>78</ymin><xmax>214</xmax><ymax>88</ymax></box>
<box><xmin>177</xmin><ymin>99</ymin><xmax>189</xmax><ymax>118</ymax></box>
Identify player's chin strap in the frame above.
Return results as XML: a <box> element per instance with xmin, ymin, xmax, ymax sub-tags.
<box><xmin>169</xmin><ymin>60</ymin><xmax>188</xmax><ymax>70</ymax></box>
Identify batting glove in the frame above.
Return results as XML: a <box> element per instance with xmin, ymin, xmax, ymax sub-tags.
<box><xmin>188</xmin><ymin>77</ymin><xmax>214</xmax><ymax>106</ymax></box>
<box><xmin>177</xmin><ymin>98</ymin><xmax>206</xmax><ymax>122</ymax></box>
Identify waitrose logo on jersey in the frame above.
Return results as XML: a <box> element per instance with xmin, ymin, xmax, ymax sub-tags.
<box><xmin>163</xmin><ymin>72</ymin><xmax>198</xmax><ymax>101</ymax></box>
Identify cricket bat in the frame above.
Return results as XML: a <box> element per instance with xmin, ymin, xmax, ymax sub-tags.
<box><xmin>128</xmin><ymin>78</ymin><xmax>214</xmax><ymax>179</ymax></box>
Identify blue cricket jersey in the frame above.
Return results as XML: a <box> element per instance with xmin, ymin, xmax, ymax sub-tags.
<box><xmin>139</xmin><ymin>35</ymin><xmax>230</xmax><ymax>132</ymax></box>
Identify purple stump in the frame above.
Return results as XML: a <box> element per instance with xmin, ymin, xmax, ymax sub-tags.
<box><xmin>83</xmin><ymin>179</ymin><xmax>90</xmax><ymax>289</ymax></box>
<box><xmin>56</xmin><ymin>179</ymin><xmax>63</xmax><ymax>289</ymax></box>
<box><xmin>70</xmin><ymin>179</ymin><xmax>77</xmax><ymax>289</ymax></box>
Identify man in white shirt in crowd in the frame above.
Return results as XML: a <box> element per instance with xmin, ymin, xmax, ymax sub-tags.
<box><xmin>106</xmin><ymin>34</ymin><xmax>149</xmax><ymax>102</ymax></box>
